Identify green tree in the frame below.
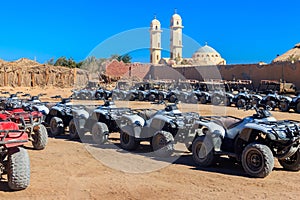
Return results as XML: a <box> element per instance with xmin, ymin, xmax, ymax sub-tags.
<box><xmin>54</xmin><ymin>56</ymin><xmax>68</xmax><ymax>67</ymax></box>
<box><xmin>67</xmin><ymin>57</ymin><xmax>77</xmax><ymax>68</ymax></box>
<box><xmin>121</xmin><ymin>54</ymin><xmax>132</xmax><ymax>63</ymax></box>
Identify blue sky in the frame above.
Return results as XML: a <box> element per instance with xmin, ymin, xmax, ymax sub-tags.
<box><xmin>0</xmin><ymin>0</ymin><xmax>299</xmax><ymax>64</ymax></box>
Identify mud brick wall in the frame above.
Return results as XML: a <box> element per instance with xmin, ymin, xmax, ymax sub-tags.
<box><xmin>174</xmin><ymin>61</ymin><xmax>300</xmax><ymax>89</ymax></box>
<box><xmin>0</xmin><ymin>64</ymin><xmax>89</xmax><ymax>88</ymax></box>
<box><xmin>95</xmin><ymin>59</ymin><xmax>300</xmax><ymax>89</ymax></box>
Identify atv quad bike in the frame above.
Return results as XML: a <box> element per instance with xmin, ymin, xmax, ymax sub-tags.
<box><xmin>119</xmin><ymin>102</ymin><xmax>201</xmax><ymax>157</ymax></box>
<box><xmin>192</xmin><ymin>106</ymin><xmax>300</xmax><ymax>178</ymax></box>
<box><xmin>279</xmin><ymin>95</ymin><xmax>300</xmax><ymax>113</ymax></box>
<box><xmin>45</xmin><ymin>97</ymin><xmax>89</xmax><ymax>140</ymax></box>
<box><xmin>83</xmin><ymin>101</ymin><xmax>133</xmax><ymax>144</ymax></box>
<box><xmin>1</xmin><ymin>101</ymin><xmax>48</xmax><ymax>150</ymax></box>
<box><xmin>0</xmin><ymin>114</ymin><xmax>30</xmax><ymax>190</ymax></box>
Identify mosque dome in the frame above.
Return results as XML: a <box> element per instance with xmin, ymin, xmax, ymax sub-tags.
<box><xmin>192</xmin><ymin>44</ymin><xmax>226</xmax><ymax>65</ymax></box>
<box><xmin>195</xmin><ymin>45</ymin><xmax>219</xmax><ymax>54</ymax></box>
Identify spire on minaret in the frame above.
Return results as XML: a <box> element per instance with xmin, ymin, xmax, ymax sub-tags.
<box><xmin>174</xmin><ymin>8</ymin><xmax>177</xmax><ymax>14</ymax></box>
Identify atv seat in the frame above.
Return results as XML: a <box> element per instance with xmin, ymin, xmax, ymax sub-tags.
<box><xmin>137</xmin><ymin>109</ymin><xmax>157</xmax><ymax>120</ymax></box>
<box><xmin>214</xmin><ymin>117</ymin><xmax>242</xmax><ymax>130</ymax></box>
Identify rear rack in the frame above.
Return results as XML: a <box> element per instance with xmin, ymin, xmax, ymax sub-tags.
<box><xmin>0</xmin><ymin>129</ymin><xmax>28</xmax><ymax>145</ymax></box>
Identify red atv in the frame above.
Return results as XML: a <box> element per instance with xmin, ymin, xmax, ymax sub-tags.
<box><xmin>3</xmin><ymin>108</ymin><xmax>48</xmax><ymax>150</ymax></box>
<box><xmin>0</xmin><ymin>114</ymin><xmax>30</xmax><ymax>190</ymax></box>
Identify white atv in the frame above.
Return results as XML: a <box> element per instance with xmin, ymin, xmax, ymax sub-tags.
<box><xmin>120</xmin><ymin>103</ymin><xmax>201</xmax><ymax>157</ymax></box>
<box><xmin>192</xmin><ymin>106</ymin><xmax>300</xmax><ymax>178</ymax></box>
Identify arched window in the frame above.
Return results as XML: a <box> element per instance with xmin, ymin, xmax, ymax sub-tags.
<box><xmin>177</xmin><ymin>21</ymin><xmax>179</xmax><ymax>25</ymax></box>
<box><xmin>155</xmin><ymin>26</ymin><xmax>158</xmax><ymax>30</ymax></box>
<box><xmin>158</xmin><ymin>42</ymin><xmax>160</xmax><ymax>48</ymax></box>
<box><xmin>157</xmin><ymin>55</ymin><xmax>159</xmax><ymax>61</ymax></box>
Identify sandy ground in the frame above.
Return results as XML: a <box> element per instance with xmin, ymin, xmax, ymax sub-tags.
<box><xmin>0</xmin><ymin>87</ymin><xmax>300</xmax><ymax>199</ymax></box>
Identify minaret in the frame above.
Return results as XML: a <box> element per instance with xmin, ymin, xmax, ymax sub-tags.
<box><xmin>170</xmin><ymin>9</ymin><xmax>183</xmax><ymax>60</ymax></box>
<box><xmin>150</xmin><ymin>16</ymin><xmax>162</xmax><ymax>64</ymax></box>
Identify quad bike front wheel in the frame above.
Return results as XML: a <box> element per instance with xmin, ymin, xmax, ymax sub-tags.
<box><xmin>169</xmin><ymin>95</ymin><xmax>177</xmax><ymax>103</ymax></box>
<box><xmin>138</xmin><ymin>93</ymin><xmax>145</xmax><ymax>101</ymax></box>
<box><xmin>236</xmin><ymin>99</ymin><xmax>246</xmax><ymax>108</ymax></box>
<box><xmin>69</xmin><ymin>119</ymin><xmax>79</xmax><ymax>140</ymax></box>
<box><xmin>199</xmin><ymin>96</ymin><xmax>207</xmax><ymax>104</ymax></box>
<box><xmin>278</xmin><ymin>149</ymin><xmax>300</xmax><ymax>171</ymax></box>
<box><xmin>91</xmin><ymin>122</ymin><xmax>109</xmax><ymax>145</ymax></box>
<box><xmin>148</xmin><ymin>94</ymin><xmax>156</xmax><ymax>102</ymax></box>
<box><xmin>120</xmin><ymin>127</ymin><xmax>139</xmax><ymax>150</ymax></box>
<box><xmin>241</xmin><ymin>143</ymin><xmax>274</xmax><ymax>178</ymax></box>
<box><xmin>32</xmin><ymin>124</ymin><xmax>48</xmax><ymax>150</ymax></box>
<box><xmin>95</xmin><ymin>92</ymin><xmax>102</xmax><ymax>100</ymax></box>
<box><xmin>211</xmin><ymin>96</ymin><xmax>221</xmax><ymax>106</ymax></box>
<box><xmin>152</xmin><ymin>131</ymin><xmax>174</xmax><ymax>157</ymax></box>
<box><xmin>266</xmin><ymin>100</ymin><xmax>276</xmax><ymax>111</ymax></box>
<box><xmin>192</xmin><ymin>135</ymin><xmax>216</xmax><ymax>167</ymax></box>
<box><xmin>7</xmin><ymin>147</ymin><xmax>30</xmax><ymax>190</ymax></box>
<box><xmin>189</xmin><ymin>95</ymin><xmax>198</xmax><ymax>104</ymax></box>
<box><xmin>49</xmin><ymin>117</ymin><xmax>64</xmax><ymax>136</ymax></box>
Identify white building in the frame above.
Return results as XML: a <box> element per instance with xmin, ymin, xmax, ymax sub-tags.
<box><xmin>191</xmin><ymin>44</ymin><xmax>226</xmax><ymax>65</ymax></box>
<box><xmin>150</xmin><ymin>11</ymin><xmax>226</xmax><ymax>66</ymax></box>
<box><xmin>170</xmin><ymin>12</ymin><xmax>183</xmax><ymax>60</ymax></box>
<box><xmin>149</xmin><ymin>17</ymin><xmax>162</xmax><ymax>64</ymax></box>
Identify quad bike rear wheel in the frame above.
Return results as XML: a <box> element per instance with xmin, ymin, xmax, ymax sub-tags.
<box><xmin>296</xmin><ymin>102</ymin><xmax>300</xmax><ymax>113</ymax></box>
<box><xmin>7</xmin><ymin>147</ymin><xmax>30</xmax><ymax>190</ymax></box>
<box><xmin>241</xmin><ymin>143</ymin><xmax>274</xmax><ymax>178</ymax></box>
<box><xmin>49</xmin><ymin>117</ymin><xmax>64</xmax><ymax>136</ymax></box>
<box><xmin>251</xmin><ymin>99</ymin><xmax>259</xmax><ymax>107</ymax></box>
<box><xmin>278</xmin><ymin>149</ymin><xmax>300</xmax><ymax>171</ymax></box>
<box><xmin>158</xmin><ymin>93</ymin><xmax>164</xmax><ymax>101</ymax></box>
<box><xmin>224</xmin><ymin>97</ymin><xmax>232</xmax><ymax>106</ymax></box>
<box><xmin>32</xmin><ymin>124</ymin><xmax>48</xmax><ymax>150</ymax></box>
<box><xmin>192</xmin><ymin>135</ymin><xmax>216</xmax><ymax>167</ymax></box>
<box><xmin>152</xmin><ymin>131</ymin><xmax>174</xmax><ymax>157</ymax></box>
<box><xmin>279</xmin><ymin>101</ymin><xmax>289</xmax><ymax>112</ymax></box>
<box><xmin>91</xmin><ymin>122</ymin><xmax>109</xmax><ymax>145</ymax></box>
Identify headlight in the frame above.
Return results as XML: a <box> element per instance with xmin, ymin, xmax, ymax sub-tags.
<box><xmin>134</xmin><ymin>120</ymin><xmax>142</xmax><ymax>126</ymax></box>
